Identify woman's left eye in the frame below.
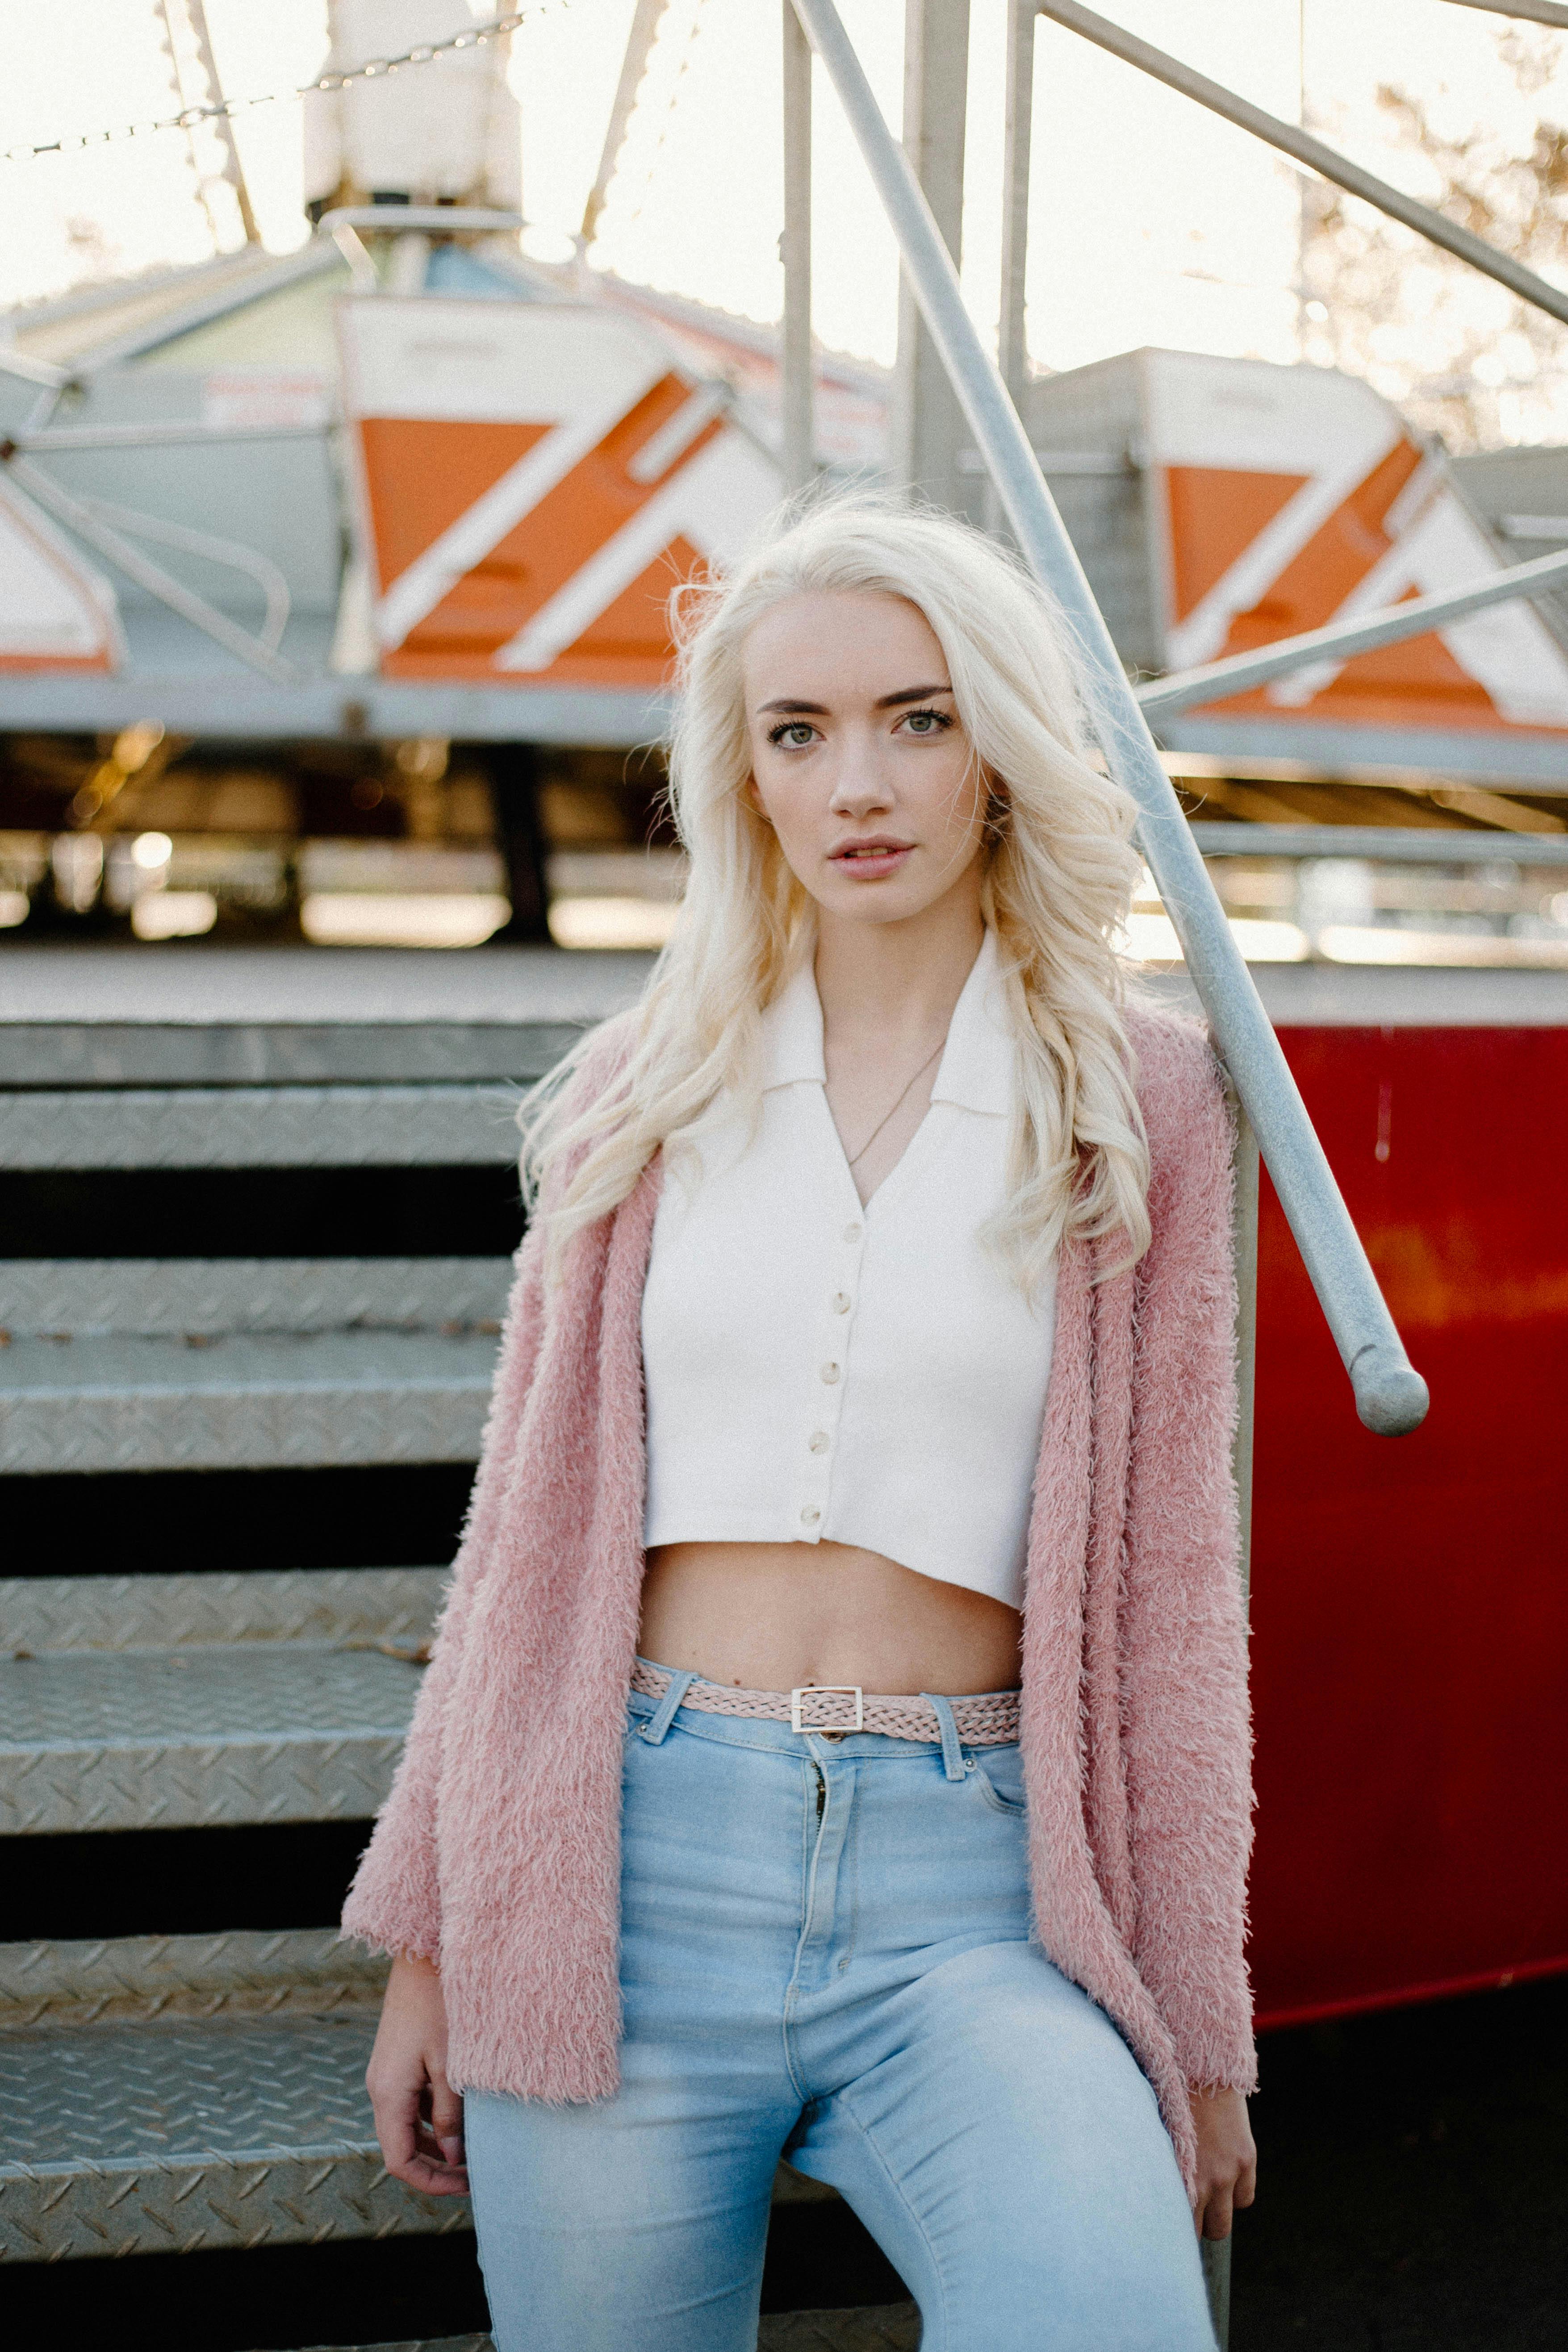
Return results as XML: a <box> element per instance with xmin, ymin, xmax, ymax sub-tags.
<box><xmin>899</xmin><ymin>708</ymin><xmax>953</xmax><ymax>736</ymax></box>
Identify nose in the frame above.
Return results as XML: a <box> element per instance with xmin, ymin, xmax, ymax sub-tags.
<box><xmin>827</xmin><ymin>735</ymin><xmax>893</xmax><ymax>817</ymax></box>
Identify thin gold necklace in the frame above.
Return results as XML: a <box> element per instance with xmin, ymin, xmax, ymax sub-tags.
<box><xmin>845</xmin><ymin>1037</ymin><xmax>946</xmax><ymax>1169</ymax></box>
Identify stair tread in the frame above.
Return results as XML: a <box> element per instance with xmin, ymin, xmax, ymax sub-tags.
<box><xmin>0</xmin><ymin>1931</ymin><xmax>437</xmax><ymax>2260</ymax></box>
<box><xmin>0</xmin><ymin>1574</ymin><xmax>437</xmax><ymax>1832</ymax></box>
<box><xmin>3</xmin><ymin>1567</ymin><xmax>448</xmax><ymax>1655</ymax></box>
<box><xmin>0</xmin><ymin>1258</ymin><xmax>512</xmax><ymax>1339</ymax></box>
<box><xmin>0</xmin><ymin>1644</ymin><xmax>422</xmax><ymax>1747</ymax></box>
<box><xmin>250</xmin><ymin>2317</ymin><xmax>922</xmax><ymax>2352</ymax></box>
<box><xmin>0</xmin><ymin>1085</ymin><xmax>526</xmax><ymax>1171</ymax></box>
<box><xmin>0</xmin><ymin>1328</ymin><xmax>501</xmax><ymax>1394</ymax></box>
<box><xmin>0</xmin><ymin>1329</ymin><xmax>497</xmax><ymax>1472</ymax></box>
<box><xmin>0</xmin><ymin>1936</ymin><xmax>834</xmax><ymax>2262</ymax></box>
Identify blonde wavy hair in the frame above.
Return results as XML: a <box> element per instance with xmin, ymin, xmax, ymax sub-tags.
<box><xmin>522</xmin><ymin>494</ymin><xmax>1152</xmax><ymax>1290</ymax></box>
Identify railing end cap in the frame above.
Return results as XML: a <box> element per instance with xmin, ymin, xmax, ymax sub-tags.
<box><xmin>1353</xmin><ymin>1354</ymin><xmax>1430</xmax><ymax>1437</ymax></box>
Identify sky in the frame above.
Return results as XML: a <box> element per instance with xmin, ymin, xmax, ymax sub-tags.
<box><xmin>2</xmin><ymin>0</ymin><xmax>1567</xmax><ymax>428</ymax></box>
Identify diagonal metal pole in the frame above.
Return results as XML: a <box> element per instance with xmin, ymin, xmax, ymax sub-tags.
<box><xmin>789</xmin><ymin>0</ymin><xmax>1428</xmax><ymax>1437</ymax></box>
<box><xmin>1036</xmin><ymin>0</ymin><xmax>1568</xmax><ymax>331</ymax></box>
<box><xmin>1138</xmin><ymin>544</ymin><xmax>1568</xmax><ymax>717</ymax></box>
<box><xmin>581</xmin><ymin>0</ymin><xmax>669</xmax><ymax>245</ymax></box>
<box><xmin>781</xmin><ymin>0</ymin><xmax>816</xmax><ymax>493</ymax></box>
<box><xmin>1441</xmin><ymin>0</ymin><xmax>1568</xmax><ymax>27</ymax></box>
<box><xmin>999</xmin><ymin>0</ymin><xmax>1037</xmax><ymax>408</ymax></box>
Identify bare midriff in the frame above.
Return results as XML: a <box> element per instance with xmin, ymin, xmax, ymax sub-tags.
<box><xmin>639</xmin><ymin>1540</ymin><xmax>1022</xmax><ymax>1698</ymax></box>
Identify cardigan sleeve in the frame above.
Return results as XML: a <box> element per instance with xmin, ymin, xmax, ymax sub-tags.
<box><xmin>1119</xmin><ymin>1028</ymin><xmax>1258</xmax><ymax>2094</ymax></box>
<box><xmin>339</xmin><ymin>1215</ymin><xmax>549</xmax><ymax>1962</ymax></box>
<box><xmin>340</xmin><ymin>1017</ymin><xmax>636</xmax><ymax>1962</ymax></box>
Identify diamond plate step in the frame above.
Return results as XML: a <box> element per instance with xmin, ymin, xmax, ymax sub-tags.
<box><xmin>258</xmin><ymin>2314</ymin><xmax>922</xmax><ymax>2352</ymax></box>
<box><xmin>2</xmin><ymin>1567</ymin><xmax>447</xmax><ymax>1655</ymax></box>
<box><xmin>0</xmin><ymin>1259</ymin><xmax>512</xmax><ymax>1339</ymax></box>
<box><xmin>0</xmin><ymin>1937</ymin><xmax>836</xmax><ymax>2263</ymax></box>
<box><xmin>0</xmin><ymin>1930</ymin><xmax>454</xmax><ymax>2262</ymax></box>
<box><xmin>0</xmin><ymin>1086</ymin><xmax>525</xmax><ymax>1171</ymax></box>
<box><xmin>0</xmin><ymin>1328</ymin><xmax>497</xmax><ymax>1472</ymax></box>
<box><xmin>0</xmin><ymin>1569</ymin><xmax>445</xmax><ymax>1833</ymax></box>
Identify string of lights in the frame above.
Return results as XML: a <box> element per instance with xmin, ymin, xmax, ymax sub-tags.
<box><xmin>1</xmin><ymin>8</ymin><xmax>561</xmax><ymax>166</ymax></box>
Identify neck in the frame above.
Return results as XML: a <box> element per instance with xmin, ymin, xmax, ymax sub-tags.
<box><xmin>812</xmin><ymin>874</ymin><xmax>986</xmax><ymax>1052</ymax></box>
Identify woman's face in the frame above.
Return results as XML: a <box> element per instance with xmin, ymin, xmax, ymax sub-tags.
<box><xmin>741</xmin><ymin>589</ymin><xmax>987</xmax><ymax>928</ymax></box>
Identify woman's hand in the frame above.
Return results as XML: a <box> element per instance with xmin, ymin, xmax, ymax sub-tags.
<box><xmin>1188</xmin><ymin>2085</ymin><xmax>1256</xmax><ymax>2240</ymax></box>
<box><xmin>366</xmin><ymin>1953</ymin><xmax>469</xmax><ymax>2196</ymax></box>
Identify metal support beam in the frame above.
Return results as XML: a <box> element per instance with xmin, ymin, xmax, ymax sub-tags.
<box><xmin>1188</xmin><ymin>823</ymin><xmax>1568</xmax><ymax>865</ymax></box>
<box><xmin>789</xmin><ymin>0</ymin><xmax>1428</xmax><ymax>1436</ymax></box>
<box><xmin>1138</xmin><ymin>544</ymin><xmax>1568</xmax><ymax>719</ymax></box>
<box><xmin>1443</xmin><ymin>0</ymin><xmax>1568</xmax><ymax>26</ymax></box>
<box><xmin>2</xmin><ymin>451</ymin><xmax>295</xmax><ymax>685</ymax></box>
<box><xmin>999</xmin><ymin>0</ymin><xmax>1036</xmax><ymax>407</ymax></box>
<box><xmin>782</xmin><ymin>0</ymin><xmax>817</xmax><ymax>493</ymax></box>
<box><xmin>893</xmin><ymin>0</ymin><xmax>974</xmax><ymax>514</ymax></box>
<box><xmin>582</xmin><ymin>0</ymin><xmax>669</xmax><ymax>246</ymax></box>
<box><xmin>184</xmin><ymin>0</ymin><xmax>261</xmax><ymax>243</ymax></box>
<box><xmin>1036</xmin><ymin>1</ymin><xmax>1568</xmax><ymax>332</ymax></box>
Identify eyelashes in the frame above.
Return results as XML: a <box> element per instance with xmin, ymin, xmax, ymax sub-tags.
<box><xmin>764</xmin><ymin>707</ymin><xmax>955</xmax><ymax>748</ymax></box>
<box><xmin>899</xmin><ymin>706</ymin><xmax>955</xmax><ymax>736</ymax></box>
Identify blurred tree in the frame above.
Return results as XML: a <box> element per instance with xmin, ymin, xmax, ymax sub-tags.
<box><xmin>1300</xmin><ymin>27</ymin><xmax>1568</xmax><ymax>448</ymax></box>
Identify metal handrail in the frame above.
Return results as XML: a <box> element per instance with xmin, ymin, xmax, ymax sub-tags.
<box><xmin>1138</xmin><ymin>545</ymin><xmax>1568</xmax><ymax>718</ymax></box>
<box><xmin>1189</xmin><ymin>825</ymin><xmax>1568</xmax><ymax>865</ymax></box>
<box><xmin>788</xmin><ymin>0</ymin><xmax>1430</xmax><ymax>1437</ymax></box>
<box><xmin>314</xmin><ymin>206</ymin><xmax>527</xmax><ymax>235</ymax></box>
<box><xmin>1037</xmin><ymin>2</ymin><xmax>1568</xmax><ymax>332</ymax></box>
<box><xmin>1443</xmin><ymin>1</ymin><xmax>1568</xmax><ymax>27</ymax></box>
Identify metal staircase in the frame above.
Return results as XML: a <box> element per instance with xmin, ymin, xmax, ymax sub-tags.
<box><xmin>0</xmin><ymin>951</ymin><xmax>573</xmax><ymax>2279</ymax></box>
<box><xmin>0</xmin><ymin>944</ymin><xmax>888</xmax><ymax>2345</ymax></box>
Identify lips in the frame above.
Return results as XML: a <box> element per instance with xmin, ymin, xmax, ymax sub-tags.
<box><xmin>829</xmin><ymin>838</ymin><xmax>914</xmax><ymax>879</ymax></box>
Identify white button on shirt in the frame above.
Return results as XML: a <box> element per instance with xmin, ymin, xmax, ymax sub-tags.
<box><xmin>640</xmin><ymin>928</ymin><xmax>1058</xmax><ymax>1612</ymax></box>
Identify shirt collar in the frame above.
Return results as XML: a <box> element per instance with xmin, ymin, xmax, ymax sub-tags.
<box><xmin>929</xmin><ymin>926</ymin><xmax>1016</xmax><ymax>1116</ymax></box>
<box><xmin>760</xmin><ymin>927</ymin><xmax>1015</xmax><ymax>1115</ymax></box>
<box><xmin>759</xmin><ymin>952</ymin><xmax>826</xmax><ymax>1089</ymax></box>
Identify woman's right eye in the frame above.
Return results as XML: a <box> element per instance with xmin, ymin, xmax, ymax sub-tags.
<box><xmin>768</xmin><ymin>722</ymin><xmax>818</xmax><ymax>749</ymax></box>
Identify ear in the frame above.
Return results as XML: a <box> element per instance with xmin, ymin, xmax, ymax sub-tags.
<box><xmin>744</xmin><ymin>773</ymin><xmax>772</xmax><ymax>825</ymax></box>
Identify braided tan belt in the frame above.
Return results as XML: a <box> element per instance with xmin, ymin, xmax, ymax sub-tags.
<box><xmin>630</xmin><ymin>1659</ymin><xmax>1020</xmax><ymax>1745</ymax></box>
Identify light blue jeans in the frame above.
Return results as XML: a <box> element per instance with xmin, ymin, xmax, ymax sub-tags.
<box><xmin>465</xmin><ymin>1668</ymin><xmax>1215</xmax><ymax>2352</ymax></box>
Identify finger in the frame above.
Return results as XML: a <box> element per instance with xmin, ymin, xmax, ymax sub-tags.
<box><xmin>370</xmin><ymin>2078</ymin><xmax>420</xmax><ymax>2178</ymax></box>
<box><xmin>1234</xmin><ymin>2159</ymin><xmax>1258</xmax><ymax>2210</ymax></box>
<box><xmin>393</xmin><ymin>2149</ymin><xmax>471</xmax><ymax>2196</ymax></box>
<box><xmin>386</xmin><ymin>2106</ymin><xmax>469</xmax><ymax>2195</ymax></box>
<box><xmin>429</xmin><ymin>2073</ymin><xmax>466</xmax><ymax>2167</ymax></box>
<box><xmin>1202</xmin><ymin>2185</ymin><xmax>1235</xmax><ymax>2242</ymax></box>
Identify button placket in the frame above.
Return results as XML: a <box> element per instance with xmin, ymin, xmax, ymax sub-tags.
<box><xmin>796</xmin><ymin>1211</ymin><xmax>862</xmax><ymax>1537</ymax></box>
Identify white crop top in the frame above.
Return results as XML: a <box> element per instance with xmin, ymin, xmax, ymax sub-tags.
<box><xmin>640</xmin><ymin>929</ymin><xmax>1057</xmax><ymax>1610</ymax></box>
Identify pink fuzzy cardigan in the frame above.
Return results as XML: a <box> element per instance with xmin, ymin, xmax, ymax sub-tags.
<box><xmin>343</xmin><ymin>1003</ymin><xmax>1256</xmax><ymax>2194</ymax></box>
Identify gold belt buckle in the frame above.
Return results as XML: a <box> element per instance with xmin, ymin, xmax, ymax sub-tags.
<box><xmin>790</xmin><ymin>1684</ymin><xmax>865</xmax><ymax>1734</ymax></box>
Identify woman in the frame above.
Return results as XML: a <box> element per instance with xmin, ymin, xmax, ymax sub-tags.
<box><xmin>347</xmin><ymin>499</ymin><xmax>1258</xmax><ymax>2352</ymax></box>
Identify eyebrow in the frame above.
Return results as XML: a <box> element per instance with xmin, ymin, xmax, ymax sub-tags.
<box><xmin>756</xmin><ymin>681</ymin><xmax>954</xmax><ymax>715</ymax></box>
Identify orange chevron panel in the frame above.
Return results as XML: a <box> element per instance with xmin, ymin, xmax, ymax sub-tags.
<box><xmin>0</xmin><ymin>649</ymin><xmax>114</xmax><ymax>672</ymax></box>
<box><xmin>382</xmin><ymin>374</ymin><xmax>724</xmax><ymax>681</ymax></box>
<box><xmin>1165</xmin><ymin>466</ymin><xmax>1309</xmax><ymax>621</ymax></box>
<box><xmin>1209</xmin><ymin>442</ymin><xmax>1425</xmax><ymax>656</ymax></box>
<box><xmin>359</xmin><ymin>418</ymin><xmax>550</xmax><ymax>589</ymax></box>
<box><xmin>539</xmin><ymin>534</ymin><xmax>711</xmax><ymax>688</ymax></box>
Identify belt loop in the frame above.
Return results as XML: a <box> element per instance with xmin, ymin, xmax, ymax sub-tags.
<box><xmin>639</xmin><ymin>1668</ymin><xmax>696</xmax><ymax>1745</ymax></box>
<box><xmin>923</xmin><ymin>1693</ymin><xmax>967</xmax><ymax>1782</ymax></box>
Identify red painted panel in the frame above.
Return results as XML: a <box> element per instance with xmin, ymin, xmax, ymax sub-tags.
<box><xmin>1249</xmin><ymin>1025</ymin><xmax>1568</xmax><ymax>2026</ymax></box>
